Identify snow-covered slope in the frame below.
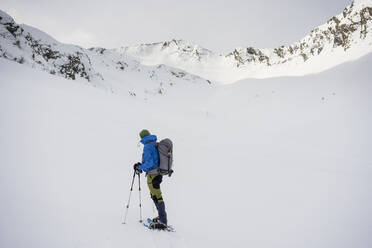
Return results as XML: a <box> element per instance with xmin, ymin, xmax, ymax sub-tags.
<box><xmin>0</xmin><ymin>10</ymin><xmax>212</xmax><ymax>98</ymax></box>
<box><xmin>0</xmin><ymin>10</ymin><xmax>100</xmax><ymax>81</ymax></box>
<box><xmin>1</xmin><ymin>1</ymin><xmax>371</xmax><ymax>247</ymax></box>
<box><xmin>121</xmin><ymin>0</ymin><xmax>372</xmax><ymax>83</ymax></box>
<box><xmin>1</xmin><ymin>50</ymin><xmax>371</xmax><ymax>248</ymax></box>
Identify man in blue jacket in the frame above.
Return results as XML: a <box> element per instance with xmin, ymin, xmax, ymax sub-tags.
<box><xmin>134</xmin><ymin>129</ymin><xmax>168</xmax><ymax>229</ymax></box>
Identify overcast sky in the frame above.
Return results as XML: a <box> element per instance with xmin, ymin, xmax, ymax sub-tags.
<box><xmin>2</xmin><ymin>0</ymin><xmax>352</xmax><ymax>53</ymax></box>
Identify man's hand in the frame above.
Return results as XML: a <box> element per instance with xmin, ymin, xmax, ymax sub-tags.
<box><xmin>133</xmin><ymin>162</ymin><xmax>142</xmax><ymax>174</ymax></box>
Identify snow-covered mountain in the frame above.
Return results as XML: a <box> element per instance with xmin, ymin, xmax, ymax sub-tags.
<box><xmin>1</xmin><ymin>47</ymin><xmax>371</xmax><ymax>248</ymax></box>
<box><xmin>121</xmin><ymin>0</ymin><xmax>372</xmax><ymax>83</ymax></box>
<box><xmin>1</xmin><ymin>1</ymin><xmax>372</xmax><ymax>248</ymax></box>
<box><xmin>0</xmin><ymin>10</ymin><xmax>211</xmax><ymax>97</ymax></box>
<box><xmin>1</xmin><ymin>0</ymin><xmax>372</xmax><ymax>87</ymax></box>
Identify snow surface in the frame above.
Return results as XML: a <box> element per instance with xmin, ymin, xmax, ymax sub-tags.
<box><xmin>0</xmin><ymin>10</ymin><xmax>14</xmax><ymax>24</ymax></box>
<box><xmin>354</xmin><ymin>0</ymin><xmax>372</xmax><ymax>9</ymax></box>
<box><xmin>1</xmin><ymin>51</ymin><xmax>372</xmax><ymax>248</ymax></box>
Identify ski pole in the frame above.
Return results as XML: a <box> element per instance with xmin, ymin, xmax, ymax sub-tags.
<box><xmin>122</xmin><ymin>171</ymin><xmax>136</xmax><ymax>224</ymax></box>
<box><xmin>138</xmin><ymin>173</ymin><xmax>143</xmax><ymax>223</ymax></box>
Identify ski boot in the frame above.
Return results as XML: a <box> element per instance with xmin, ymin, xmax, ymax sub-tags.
<box><xmin>149</xmin><ymin>219</ymin><xmax>167</xmax><ymax>230</ymax></box>
<box><xmin>152</xmin><ymin>216</ymin><xmax>160</xmax><ymax>223</ymax></box>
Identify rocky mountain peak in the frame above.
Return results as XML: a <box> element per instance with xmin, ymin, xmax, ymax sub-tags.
<box><xmin>0</xmin><ymin>10</ymin><xmax>212</xmax><ymax>97</ymax></box>
<box><xmin>119</xmin><ymin>38</ymin><xmax>214</xmax><ymax>63</ymax></box>
<box><xmin>228</xmin><ymin>0</ymin><xmax>372</xmax><ymax>68</ymax></box>
<box><xmin>119</xmin><ymin>1</ymin><xmax>371</xmax><ymax>83</ymax></box>
<box><xmin>1</xmin><ymin>0</ymin><xmax>372</xmax><ymax>85</ymax></box>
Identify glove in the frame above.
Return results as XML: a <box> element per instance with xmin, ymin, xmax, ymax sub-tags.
<box><xmin>133</xmin><ymin>162</ymin><xmax>142</xmax><ymax>174</ymax></box>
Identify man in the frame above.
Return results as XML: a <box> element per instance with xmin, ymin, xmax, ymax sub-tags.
<box><xmin>134</xmin><ymin>129</ymin><xmax>168</xmax><ymax>230</ymax></box>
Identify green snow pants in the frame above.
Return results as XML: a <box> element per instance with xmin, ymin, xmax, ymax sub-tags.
<box><xmin>147</xmin><ymin>174</ymin><xmax>163</xmax><ymax>203</ymax></box>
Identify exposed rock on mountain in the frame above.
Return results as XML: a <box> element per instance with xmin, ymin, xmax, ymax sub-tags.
<box><xmin>228</xmin><ymin>0</ymin><xmax>372</xmax><ymax>67</ymax></box>
<box><xmin>0</xmin><ymin>10</ymin><xmax>211</xmax><ymax>96</ymax></box>
<box><xmin>1</xmin><ymin>0</ymin><xmax>371</xmax><ymax>85</ymax></box>
<box><xmin>0</xmin><ymin>10</ymin><xmax>98</xmax><ymax>81</ymax></box>
<box><xmin>121</xmin><ymin>0</ymin><xmax>372</xmax><ymax>83</ymax></box>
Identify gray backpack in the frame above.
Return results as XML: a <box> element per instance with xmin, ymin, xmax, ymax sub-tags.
<box><xmin>155</xmin><ymin>138</ymin><xmax>174</xmax><ymax>176</ymax></box>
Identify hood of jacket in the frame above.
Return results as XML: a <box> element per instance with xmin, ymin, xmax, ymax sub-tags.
<box><xmin>140</xmin><ymin>135</ymin><xmax>157</xmax><ymax>145</ymax></box>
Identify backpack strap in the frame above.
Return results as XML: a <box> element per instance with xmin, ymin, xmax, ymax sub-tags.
<box><xmin>149</xmin><ymin>142</ymin><xmax>159</xmax><ymax>168</ymax></box>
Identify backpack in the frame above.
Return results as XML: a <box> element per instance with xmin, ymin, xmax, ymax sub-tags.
<box><xmin>155</xmin><ymin>138</ymin><xmax>174</xmax><ymax>176</ymax></box>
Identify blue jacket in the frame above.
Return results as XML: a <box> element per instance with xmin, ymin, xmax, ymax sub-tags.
<box><xmin>138</xmin><ymin>135</ymin><xmax>159</xmax><ymax>173</ymax></box>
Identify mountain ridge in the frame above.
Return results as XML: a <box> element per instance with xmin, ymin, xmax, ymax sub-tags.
<box><xmin>0</xmin><ymin>10</ymin><xmax>211</xmax><ymax>98</ymax></box>
<box><xmin>121</xmin><ymin>0</ymin><xmax>372</xmax><ymax>83</ymax></box>
<box><xmin>1</xmin><ymin>0</ymin><xmax>371</xmax><ymax>86</ymax></box>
